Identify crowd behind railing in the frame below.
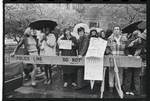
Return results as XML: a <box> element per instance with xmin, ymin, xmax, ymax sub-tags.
<box><xmin>9</xmin><ymin>24</ymin><xmax>146</xmax><ymax>96</ymax></box>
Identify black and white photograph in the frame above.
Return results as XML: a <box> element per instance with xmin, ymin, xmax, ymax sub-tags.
<box><xmin>4</xmin><ymin>3</ymin><xmax>146</xmax><ymax>99</ymax></box>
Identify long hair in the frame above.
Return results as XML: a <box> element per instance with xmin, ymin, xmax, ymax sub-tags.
<box><xmin>99</xmin><ymin>30</ymin><xmax>105</xmax><ymax>38</ymax></box>
<box><xmin>63</xmin><ymin>28</ymin><xmax>71</xmax><ymax>38</ymax></box>
<box><xmin>105</xmin><ymin>29</ymin><xmax>113</xmax><ymax>39</ymax></box>
<box><xmin>24</xmin><ymin>27</ymin><xmax>31</xmax><ymax>37</ymax></box>
<box><xmin>89</xmin><ymin>29</ymin><xmax>98</xmax><ymax>39</ymax></box>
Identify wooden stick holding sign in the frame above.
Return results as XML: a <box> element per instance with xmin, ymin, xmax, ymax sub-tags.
<box><xmin>114</xmin><ymin>58</ymin><xmax>124</xmax><ymax>98</ymax></box>
<box><xmin>100</xmin><ymin>67</ymin><xmax>106</xmax><ymax>98</ymax></box>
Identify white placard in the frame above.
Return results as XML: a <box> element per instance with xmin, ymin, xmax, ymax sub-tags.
<box><xmin>84</xmin><ymin>38</ymin><xmax>107</xmax><ymax>81</ymax></box>
<box><xmin>85</xmin><ymin>57</ymin><xmax>103</xmax><ymax>80</ymax></box>
<box><xmin>59</xmin><ymin>40</ymin><xmax>72</xmax><ymax>50</ymax></box>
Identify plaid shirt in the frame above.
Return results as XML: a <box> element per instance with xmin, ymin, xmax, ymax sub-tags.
<box><xmin>106</xmin><ymin>35</ymin><xmax>128</xmax><ymax>56</ymax></box>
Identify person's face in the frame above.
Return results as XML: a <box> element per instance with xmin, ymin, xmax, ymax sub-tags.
<box><xmin>30</xmin><ymin>29</ymin><xmax>37</xmax><ymax>36</ymax></box>
<box><xmin>78</xmin><ymin>30</ymin><xmax>84</xmax><ymax>37</ymax></box>
<box><xmin>114</xmin><ymin>27</ymin><xmax>120</xmax><ymax>36</ymax></box>
<box><xmin>101</xmin><ymin>32</ymin><xmax>105</xmax><ymax>38</ymax></box>
<box><xmin>91</xmin><ymin>31</ymin><xmax>96</xmax><ymax>36</ymax></box>
<box><xmin>45</xmin><ymin>28</ymin><xmax>50</xmax><ymax>35</ymax></box>
<box><xmin>65</xmin><ymin>29</ymin><xmax>70</xmax><ymax>36</ymax></box>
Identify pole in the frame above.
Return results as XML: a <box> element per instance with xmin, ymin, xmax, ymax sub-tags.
<box><xmin>100</xmin><ymin>67</ymin><xmax>106</xmax><ymax>98</ymax></box>
<box><xmin>114</xmin><ymin>58</ymin><xmax>123</xmax><ymax>98</ymax></box>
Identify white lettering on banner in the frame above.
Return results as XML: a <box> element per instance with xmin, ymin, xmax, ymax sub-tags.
<box><xmin>85</xmin><ymin>38</ymin><xmax>107</xmax><ymax>81</ymax></box>
<box><xmin>59</xmin><ymin>40</ymin><xmax>72</xmax><ymax>50</ymax></box>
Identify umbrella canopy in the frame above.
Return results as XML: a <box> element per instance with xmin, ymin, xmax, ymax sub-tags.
<box><xmin>122</xmin><ymin>21</ymin><xmax>143</xmax><ymax>34</ymax></box>
<box><xmin>29</xmin><ymin>20</ymin><xmax>58</xmax><ymax>31</ymax></box>
<box><xmin>137</xmin><ymin>20</ymin><xmax>146</xmax><ymax>30</ymax></box>
<box><xmin>73</xmin><ymin>23</ymin><xmax>90</xmax><ymax>34</ymax></box>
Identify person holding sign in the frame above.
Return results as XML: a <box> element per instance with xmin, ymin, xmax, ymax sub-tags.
<box><xmin>107</xmin><ymin>26</ymin><xmax>128</xmax><ymax>93</ymax></box>
<box><xmin>10</xmin><ymin>27</ymin><xmax>40</xmax><ymax>88</ymax></box>
<box><xmin>75</xmin><ymin>27</ymin><xmax>90</xmax><ymax>90</ymax></box>
<box><xmin>40</xmin><ymin>27</ymin><xmax>56</xmax><ymax>84</ymax></box>
<box><xmin>58</xmin><ymin>28</ymin><xmax>78</xmax><ymax>88</ymax></box>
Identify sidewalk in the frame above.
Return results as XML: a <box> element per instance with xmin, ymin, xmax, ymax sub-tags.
<box><xmin>10</xmin><ymin>66</ymin><xmax>146</xmax><ymax>98</ymax></box>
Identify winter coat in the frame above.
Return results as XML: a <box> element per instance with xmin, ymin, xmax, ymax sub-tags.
<box><xmin>106</xmin><ymin>34</ymin><xmax>128</xmax><ymax>56</ymax></box>
<box><xmin>43</xmin><ymin>34</ymin><xmax>56</xmax><ymax>56</ymax></box>
<box><xmin>60</xmin><ymin>35</ymin><xmax>78</xmax><ymax>73</ymax></box>
<box><xmin>78</xmin><ymin>35</ymin><xmax>89</xmax><ymax>56</ymax></box>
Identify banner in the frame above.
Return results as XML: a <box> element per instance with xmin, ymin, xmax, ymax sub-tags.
<box><xmin>7</xmin><ymin>55</ymin><xmax>142</xmax><ymax>67</ymax></box>
<box><xmin>59</xmin><ymin>40</ymin><xmax>72</xmax><ymax>50</ymax></box>
<box><xmin>84</xmin><ymin>38</ymin><xmax>107</xmax><ymax>81</ymax></box>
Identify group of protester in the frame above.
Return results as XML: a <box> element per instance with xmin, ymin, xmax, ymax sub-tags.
<box><xmin>10</xmin><ymin>24</ymin><xmax>146</xmax><ymax>96</ymax></box>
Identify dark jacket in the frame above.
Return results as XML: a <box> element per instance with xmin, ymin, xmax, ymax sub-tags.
<box><xmin>60</xmin><ymin>35</ymin><xmax>78</xmax><ymax>56</ymax></box>
<box><xmin>59</xmin><ymin>35</ymin><xmax>78</xmax><ymax>73</ymax></box>
<box><xmin>126</xmin><ymin>36</ymin><xmax>138</xmax><ymax>56</ymax></box>
<box><xmin>78</xmin><ymin>35</ymin><xmax>89</xmax><ymax>56</ymax></box>
<box><xmin>126</xmin><ymin>36</ymin><xmax>146</xmax><ymax>62</ymax></box>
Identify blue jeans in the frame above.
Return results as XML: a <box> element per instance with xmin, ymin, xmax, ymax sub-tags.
<box><xmin>109</xmin><ymin>67</ymin><xmax>123</xmax><ymax>87</ymax></box>
<box><xmin>124</xmin><ymin>68</ymin><xmax>141</xmax><ymax>95</ymax></box>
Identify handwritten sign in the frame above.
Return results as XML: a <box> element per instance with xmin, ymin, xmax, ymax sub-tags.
<box><xmin>84</xmin><ymin>57</ymin><xmax>103</xmax><ymax>80</ymax></box>
<box><xmin>86</xmin><ymin>38</ymin><xmax>107</xmax><ymax>57</ymax></box>
<box><xmin>59</xmin><ymin>40</ymin><xmax>72</xmax><ymax>50</ymax></box>
<box><xmin>84</xmin><ymin>38</ymin><xmax>107</xmax><ymax>81</ymax></box>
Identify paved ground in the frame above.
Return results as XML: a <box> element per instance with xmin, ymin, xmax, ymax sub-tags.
<box><xmin>4</xmin><ymin>48</ymin><xmax>146</xmax><ymax>99</ymax></box>
<box><xmin>6</xmin><ymin>66</ymin><xmax>146</xmax><ymax>99</ymax></box>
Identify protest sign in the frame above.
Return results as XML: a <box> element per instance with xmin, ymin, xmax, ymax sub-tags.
<box><xmin>59</xmin><ymin>40</ymin><xmax>72</xmax><ymax>50</ymax></box>
<box><xmin>84</xmin><ymin>38</ymin><xmax>107</xmax><ymax>81</ymax></box>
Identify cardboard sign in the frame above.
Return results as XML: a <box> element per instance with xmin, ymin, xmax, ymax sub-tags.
<box><xmin>86</xmin><ymin>38</ymin><xmax>107</xmax><ymax>57</ymax></box>
<box><xmin>85</xmin><ymin>57</ymin><xmax>104</xmax><ymax>80</ymax></box>
<box><xmin>85</xmin><ymin>38</ymin><xmax>107</xmax><ymax>81</ymax></box>
<box><xmin>59</xmin><ymin>40</ymin><xmax>72</xmax><ymax>50</ymax></box>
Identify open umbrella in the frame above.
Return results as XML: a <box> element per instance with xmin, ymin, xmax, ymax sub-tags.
<box><xmin>137</xmin><ymin>20</ymin><xmax>146</xmax><ymax>30</ymax></box>
<box><xmin>122</xmin><ymin>21</ymin><xmax>143</xmax><ymax>34</ymax></box>
<box><xmin>29</xmin><ymin>20</ymin><xmax>58</xmax><ymax>31</ymax></box>
<box><xmin>73</xmin><ymin>23</ymin><xmax>90</xmax><ymax>34</ymax></box>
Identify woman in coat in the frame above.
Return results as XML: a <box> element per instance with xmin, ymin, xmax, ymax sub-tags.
<box><xmin>59</xmin><ymin>28</ymin><xmax>78</xmax><ymax>87</ymax></box>
<box><xmin>98</xmin><ymin>30</ymin><xmax>107</xmax><ymax>40</ymax></box>
<box><xmin>40</xmin><ymin>27</ymin><xmax>56</xmax><ymax>84</ymax></box>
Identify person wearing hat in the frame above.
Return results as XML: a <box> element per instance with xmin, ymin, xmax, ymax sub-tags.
<box><xmin>124</xmin><ymin>30</ymin><xmax>146</xmax><ymax>96</ymax></box>
<box><xmin>10</xmin><ymin>27</ymin><xmax>40</xmax><ymax>88</ymax></box>
<box><xmin>89</xmin><ymin>27</ymin><xmax>98</xmax><ymax>39</ymax></box>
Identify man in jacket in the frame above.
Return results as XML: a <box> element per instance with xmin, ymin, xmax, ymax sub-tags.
<box><xmin>106</xmin><ymin>26</ymin><xmax>128</xmax><ymax>93</ymax></box>
<box><xmin>75</xmin><ymin>27</ymin><xmax>89</xmax><ymax>90</ymax></box>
